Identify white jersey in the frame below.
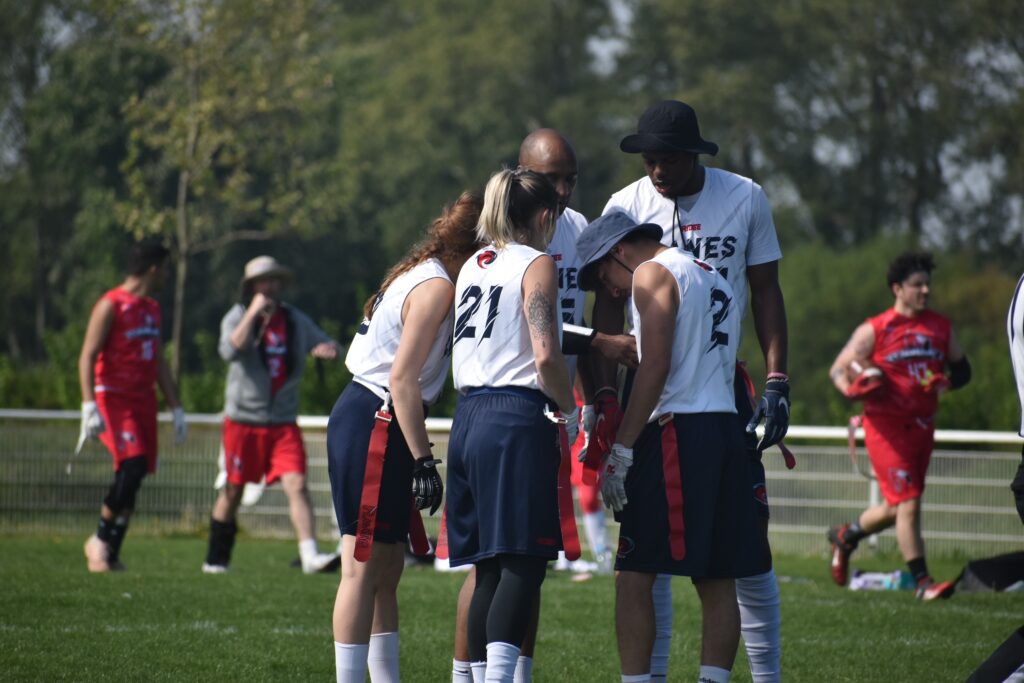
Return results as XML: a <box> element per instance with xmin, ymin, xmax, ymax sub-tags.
<box><xmin>631</xmin><ymin>249</ymin><xmax>739</xmax><ymax>419</ymax></box>
<box><xmin>604</xmin><ymin>167</ymin><xmax>782</xmax><ymax>320</ymax></box>
<box><xmin>453</xmin><ymin>243</ymin><xmax>558</xmax><ymax>392</ymax></box>
<box><xmin>346</xmin><ymin>258</ymin><xmax>454</xmax><ymax>405</ymax></box>
<box><xmin>548</xmin><ymin>207</ymin><xmax>587</xmax><ymax>384</ymax></box>
<box><xmin>1009</xmin><ymin>272</ymin><xmax>1024</xmax><ymax>436</ymax></box>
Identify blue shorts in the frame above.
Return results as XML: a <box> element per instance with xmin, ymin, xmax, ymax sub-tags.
<box><xmin>445</xmin><ymin>387</ymin><xmax>562</xmax><ymax>567</ymax></box>
<box><xmin>327</xmin><ymin>382</ymin><xmax>414</xmax><ymax>544</ymax></box>
<box><xmin>614</xmin><ymin>412</ymin><xmax>764</xmax><ymax>579</ymax></box>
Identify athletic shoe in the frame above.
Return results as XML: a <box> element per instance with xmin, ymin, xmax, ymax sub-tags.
<box><xmin>826</xmin><ymin>524</ymin><xmax>858</xmax><ymax>586</ymax></box>
<box><xmin>915</xmin><ymin>578</ymin><xmax>955</xmax><ymax>601</ymax></box>
<box><xmin>84</xmin><ymin>534</ymin><xmax>110</xmax><ymax>573</ymax></box>
<box><xmin>201</xmin><ymin>562</ymin><xmax>229</xmax><ymax>574</ymax></box>
<box><xmin>302</xmin><ymin>552</ymin><xmax>341</xmax><ymax>574</ymax></box>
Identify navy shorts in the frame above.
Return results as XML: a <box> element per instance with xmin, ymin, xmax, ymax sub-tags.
<box><xmin>445</xmin><ymin>387</ymin><xmax>562</xmax><ymax>567</ymax></box>
<box><xmin>733</xmin><ymin>367</ymin><xmax>770</xmax><ymax>520</ymax></box>
<box><xmin>327</xmin><ymin>382</ymin><xmax>414</xmax><ymax>544</ymax></box>
<box><xmin>614</xmin><ymin>412</ymin><xmax>764</xmax><ymax>579</ymax></box>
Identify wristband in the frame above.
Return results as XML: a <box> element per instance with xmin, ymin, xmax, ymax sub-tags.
<box><xmin>766</xmin><ymin>372</ymin><xmax>789</xmax><ymax>382</ymax></box>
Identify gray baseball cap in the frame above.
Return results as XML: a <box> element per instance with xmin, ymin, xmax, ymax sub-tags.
<box><xmin>576</xmin><ymin>211</ymin><xmax>663</xmax><ymax>291</ymax></box>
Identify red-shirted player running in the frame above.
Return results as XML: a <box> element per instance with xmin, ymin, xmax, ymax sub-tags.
<box><xmin>78</xmin><ymin>239</ymin><xmax>187</xmax><ymax>572</ymax></box>
<box><xmin>827</xmin><ymin>252</ymin><xmax>971</xmax><ymax>600</ymax></box>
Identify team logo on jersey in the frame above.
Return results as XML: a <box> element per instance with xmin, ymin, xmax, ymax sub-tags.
<box><xmin>476</xmin><ymin>250</ymin><xmax>497</xmax><ymax>268</ymax></box>
<box><xmin>681</xmin><ymin>223</ymin><xmax>701</xmax><ymax>232</ymax></box>
<box><xmin>616</xmin><ymin>536</ymin><xmax>635</xmax><ymax>559</ymax></box>
<box><xmin>121</xmin><ymin>431</ymin><xmax>137</xmax><ymax>444</ymax></box>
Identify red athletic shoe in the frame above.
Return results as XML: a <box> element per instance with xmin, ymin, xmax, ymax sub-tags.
<box><xmin>915</xmin><ymin>578</ymin><xmax>955</xmax><ymax>601</ymax></box>
<box><xmin>826</xmin><ymin>524</ymin><xmax>857</xmax><ymax>586</ymax></box>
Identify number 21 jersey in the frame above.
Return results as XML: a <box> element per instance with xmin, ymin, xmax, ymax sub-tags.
<box><xmin>453</xmin><ymin>243</ymin><xmax>560</xmax><ymax>392</ymax></box>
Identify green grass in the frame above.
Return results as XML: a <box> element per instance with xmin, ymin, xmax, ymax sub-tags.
<box><xmin>1</xmin><ymin>536</ymin><xmax>1019</xmax><ymax>681</ymax></box>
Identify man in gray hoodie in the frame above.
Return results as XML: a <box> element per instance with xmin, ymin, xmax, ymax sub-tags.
<box><xmin>203</xmin><ymin>255</ymin><xmax>340</xmax><ymax>574</ymax></box>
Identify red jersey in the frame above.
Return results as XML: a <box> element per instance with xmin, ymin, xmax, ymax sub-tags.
<box><xmin>93</xmin><ymin>287</ymin><xmax>162</xmax><ymax>396</ymax></box>
<box><xmin>262</xmin><ymin>310</ymin><xmax>288</xmax><ymax>396</ymax></box>
<box><xmin>864</xmin><ymin>308</ymin><xmax>951</xmax><ymax>419</ymax></box>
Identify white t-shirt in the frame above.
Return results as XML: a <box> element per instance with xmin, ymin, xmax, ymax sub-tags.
<box><xmin>453</xmin><ymin>243</ymin><xmax>558</xmax><ymax>392</ymax></box>
<box><xmin>604</xmin><ymin>167</ymin><xmax>782</xmax><ymax>319</ymax></box>
<box><xmin>346</xmin><ymin>258</ymin><xmax>454</xmax><ymax>405</ymax></box>
<box><xmin>631</xmin><ymin>249</ymin><xmax>739</xmax><ymax>418</ymax></box>
<box><xmin>1009</xmin><ymin>272</ymin><xmax>1024</xmax><ymax>437</ymax></box>
<box><xmin>548</xmin><ymin>207</ymin><xmax>587</xmax><ymax>384</ymax></box>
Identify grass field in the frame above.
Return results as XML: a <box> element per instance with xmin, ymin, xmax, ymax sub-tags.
<box><xmin>1</xmin><ymin>536</ymin><xmax>1020</xmax><ymax>682</ymax></box>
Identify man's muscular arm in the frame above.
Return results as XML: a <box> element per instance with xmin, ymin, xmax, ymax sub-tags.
<box><xmin>829</xmin><ymin>322</ymin><xmax>876</xmax><ymax>395</ymax></box>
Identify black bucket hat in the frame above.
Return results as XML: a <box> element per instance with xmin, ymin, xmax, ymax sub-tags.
<box><xmin>619</xmin><ymin>100</ymin><xmax>719</xmax><ymax>156</ymax></box>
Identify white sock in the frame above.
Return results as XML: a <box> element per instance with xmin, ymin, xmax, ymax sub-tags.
<box><xmin>513</xmin><ymin>655</ymin><xmax>532</xmax><ymax>683</ymax></box>
<box><xmin>736</xmin><ymin>569</ymin><xmax>781</xmax><ymax>683</ymax></box>
<box><xmin>368</xmin><ymin>631</ymin><xmax>400</xmax><ymax>683</ymax></box>
<box><xmin>621</xmin><ymin>675</ymin><xmax>651</xmax><ymax>682</ymax></box>
<box><xmin>299</xmin><ymin>537</ymin><xmax>319</xmax><ymax>563</ymax></box>
<box><xmin>453</xmin><ymin>658</ymin><xmax>473</xmax><ymax>683</ymax></box>
<box><xmin>583</xmin><ymin>510</ymin><xmax>608</xmax><ymax>555</ymax></box>
<box><xmin>334</xmin><ymin>641</ymin><xmax>369</xmax><ymax>683</ymax></box>
<box><xmin>470</xmin><ymin>661</ymin><xmax>487</xmax><ymax>683</ymax></box>
<box><xmin>485</xmin><ymin>642</ymin><xmax>520</xmax><ymax>682</ymax></box>
<box><xmin>650</xmin><ymin>574</ymin><xmax>673</xmax><ymax>678</ymax></box>
<box><xmin>698</xmin><ymin>665</ymin><xmax>731</xmax><ymax>683</ymax></box>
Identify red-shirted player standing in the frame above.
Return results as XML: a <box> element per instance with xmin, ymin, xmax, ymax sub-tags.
<box><xmin>78</xmin><ymin>239</ymin><xmax>187</xmax><ymax>572</ymax></box>
<box><xmin>826</xmin><ymin>252</ymin><xmax>971</xmax><ymax>600</ymax></box>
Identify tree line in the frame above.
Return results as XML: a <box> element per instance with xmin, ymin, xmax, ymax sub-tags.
<box><xmin>1</xmin><ymin>0</ymin><xmax>1021</xmax><ymax>429</ymax></box>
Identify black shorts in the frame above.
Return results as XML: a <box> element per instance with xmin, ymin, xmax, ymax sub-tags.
<box><xmin>327</xmin><ymin>382</ymin><xmax>414</xmax><ymax>544</ymax></box>
<box><xmin>614</xmin><ymin>412</ymin><xmax>764</xmax><ymax>579</ymax></box>
<box><xmin>445</xmin><ymin>387</ymin><xmax>562</xmax><ymax>567</ymax></box>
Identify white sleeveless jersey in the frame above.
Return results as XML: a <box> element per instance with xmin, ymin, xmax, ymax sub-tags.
<box><xmin>631</xmin><ymin>249</ymin><xmax>739</xmax><ymax>419</ymax></box>
<box><xmin>547</xmin><ymin>207</ymin><xmax>587</xmax><ymax>384</ymax></box>
<box><xmin>453</xmin><ymin>243</ymin><xmax>559</xmax><ymax>391</ymax></box>
<box><xmin>1009</xmin><ymin>272</ymin><xmax>1024</xmax><ymax>436</ymax></box>
<box><xmin>345</xmin><ymin>258</ymin><xmax>454</xmax><ymax>405</ymax></box>
<box><xmin>604</xmin><ymin>167</ymin><xmax>782</xmax><ymax>321</ymax></box>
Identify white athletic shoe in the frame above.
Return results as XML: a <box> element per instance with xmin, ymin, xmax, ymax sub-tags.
<box><xmin>84</xmin><ymin>534</ymin><xmax>110</xmax><ymax>573</ymax></box>
<box><xmin>201</xmin><ymin>562</ymin><xmax>229</xmax><ymax>574</ymax></box>
<box><xmin>301</xmin><ymin>552</ymin><xmax>341</xmax><ymax>574</ymax></box>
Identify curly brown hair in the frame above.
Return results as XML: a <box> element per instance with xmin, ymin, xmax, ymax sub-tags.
<box><xmin>363</xmin><ymin>191</ymin><xmax>484</xmax><ymax>319</ymax></box>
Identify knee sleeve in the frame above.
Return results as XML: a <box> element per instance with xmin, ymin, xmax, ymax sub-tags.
<box><xmin>486</xmin><ymin>555</ymin><xmax>546</xmax><ymax>648</ymax></box>
<box><xmin>651</xmin><ymin>574</ymin><xmax>673</xmax><ymax>676</ymax></box>
<box><xmin>104</xmin><ymin>456</ymin><xmax>148</xmax><ymax>514</ymax></box>
<box><xmin>736</xmin><ymin>569</ymin><xmax>782</xmax><ymax>683</ymax></box>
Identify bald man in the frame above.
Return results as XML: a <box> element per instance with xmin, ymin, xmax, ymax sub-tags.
<box><xmin>449</xmin><ymin>129</ymin><xmax>636</xmax><ymax>683</ymax></box>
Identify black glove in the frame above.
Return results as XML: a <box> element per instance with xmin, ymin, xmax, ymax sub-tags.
<box><xmin>411</xmin><ymin>456</ymin><xmax>444</xmax><ymax>515</ymax></box>
<box><xmin>746</xmin><ymin>379</ymin><xmax>790</xmax><ymax>451</ymax></box>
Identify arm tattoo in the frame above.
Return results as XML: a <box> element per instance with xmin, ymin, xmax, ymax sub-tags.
<box><xmin>526</xmin><ymin>285</ymin><xmax>554</xmax><ymax>347</ymax></box>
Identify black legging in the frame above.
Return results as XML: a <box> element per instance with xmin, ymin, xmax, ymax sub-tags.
<box><xmin>467</xmin><ymin>554</ymin><xmax>548</xmax><ymax>661</ymax></box>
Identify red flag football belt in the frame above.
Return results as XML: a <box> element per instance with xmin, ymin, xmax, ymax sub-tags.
<box><xmin>659</xmin><ymin>413</ymin><xmax>686</xmax><ymax>561</ymax></box>
<box><xmin>435</xmin><ymin>506</ymin><xmax>449</xmax><ymax>560</ymax></box>
<box><xmin>408</xmin><ymin>496</ymin><xmax>431</xmax><ymax>556</ymax></box>
<box><xmin>556</xmin><ymin>419</ymin><xmax>581</xmax><ymax>561</ymax></box>
<box><xmin>354</xmin><ymin>408</ymin><xmax>392</xmax><ymax>563</ymax></box>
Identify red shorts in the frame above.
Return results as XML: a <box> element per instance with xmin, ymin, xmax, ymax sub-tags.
<box><xmin>863</xmin><ymin>413</ymin><xmax>935</xmax><ymax>505</ymax></box>
<box><xmin>222</xmin><ymin>418</ymin><xmax>306</xmax><ymax>485</ymax></box>
<box><xmin>96</xmin><ymin>391</ymin><xmax>158</xmax><ymax>473</ymax></box>
<box><xmin>570</xmin><ymin>425</ymin><xmax>602</xmax><ymax>514</ymax></box>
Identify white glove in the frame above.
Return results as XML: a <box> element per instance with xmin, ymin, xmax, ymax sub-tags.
<box><xmin>172</xmin><ymin>407</ymin><xmax>188</xmax><ymax>445</ymax></box>
<box><xmin>601</xmin><ymin>443</ymin><xmax>633</xmax><ymax>512</ymax></box>
<box><xmin>563</xmin><ymin>405</ymin><xmax>580</xmax><ymax>447</ymax></box>
<box><xmin>579</xmin><ymin>404</ymin><xmax>596</xmax><ymax>462</ymax></box>
<box><xmin>81</xmin><ymin>401</ymin><xmax>106</xmax><ymax>440</ymax></box>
